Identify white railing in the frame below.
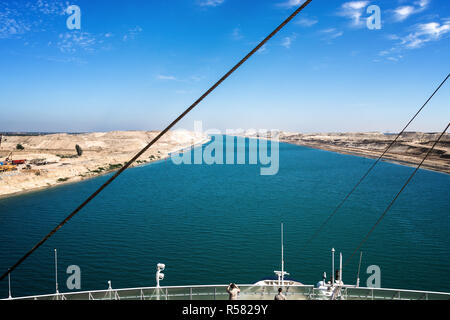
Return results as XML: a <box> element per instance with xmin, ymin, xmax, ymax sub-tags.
<box><xmin>339</xmin><ymin>286</ymin><xmax>450</xmax><ymax>300</ymax></box>
<box><xmin>3</xmin><ymin>284</ymin><xmax>313</xmax><ymax>301</ymax></box>
<box><xmin>3</xmin><ymin>284</ymin><xmax>449</xmax><ymax>301</ymax></box>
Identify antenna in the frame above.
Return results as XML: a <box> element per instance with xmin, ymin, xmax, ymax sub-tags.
<box><xmin>281</xmin><ymin>222</ymin><xmax>284</xmax><ymax>285</ymax></box>
<box><xmin>331</xmin><ymin>248</ymin><xmax>335</xmax><ymax>285</ymax></box>
<box><xmin>356</xmin><ymin>252</ymin><xmax>363</xmax><ymax>287</ymax></box>
<box><xmin>274</xmin><ymin>223</ymin><xmax>289</xmax><ymax>286</ymax></box>
<box><xmin>8</xmin><ymin>269</ymin><xmax>12</xmax><ymax>299</ymax></box>
<box><xmin>54</xmin><ymin>248</ymin><xmax>59</xmax><ymax>295</ymax></box>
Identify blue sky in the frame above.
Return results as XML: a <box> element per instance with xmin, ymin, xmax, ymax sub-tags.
<box><xmin>0</xmin><ymin>0</ymin><xmax>449</xmax><ymax>133</ymax></box>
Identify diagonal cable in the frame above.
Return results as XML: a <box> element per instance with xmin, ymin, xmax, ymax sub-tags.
<box><xmin>345</xmin><ymin>122</ymin><xmax>449</xmax><ymax>267</ymax></box>
<box><xmin>0</xmin><ymin>0</ymin><xmax>313</xmax><ymax>282</ymax></box>
<box><xmin>302</xmin><ymin>74</ymin><xmax>449</xmax><ymax>249</ymax></box>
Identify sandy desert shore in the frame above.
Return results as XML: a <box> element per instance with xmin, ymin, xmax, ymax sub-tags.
<box><xmin>0</xmin><ymin>130</ymin><xmax>210</xmax><ymax>198</ymax></box>
<box><xmin>244</xmin><ymin>131</ymin><xmax>450</xmax><ymax>174</ymax></box>
<box><xmin>1</xmin><ymin>131</ymin><xmax>448</xmax><ymax>199</ymax></box>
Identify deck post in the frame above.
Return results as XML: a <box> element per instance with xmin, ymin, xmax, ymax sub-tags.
<box><xmin>8</xmin><ymin>270</ymin><xmax>12</xmax><ymax>299</ymax></box>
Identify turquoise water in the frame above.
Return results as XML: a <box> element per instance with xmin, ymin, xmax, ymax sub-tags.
<box><xmin>0</xmin><ymin>136</ymin><xmax>449</xmax><ymax>298</ymax></box>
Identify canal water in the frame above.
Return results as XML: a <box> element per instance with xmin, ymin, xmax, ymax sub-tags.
<box><xmin>0</xmin><ymin>136</ymin><xmax>449</xmax><ymax>297</ymax></box>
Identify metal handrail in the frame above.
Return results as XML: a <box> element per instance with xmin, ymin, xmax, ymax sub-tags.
<box><xmin>3</xmin><ymin>284</ymin><xmax>449</xmax><ymax>300</ymax></box>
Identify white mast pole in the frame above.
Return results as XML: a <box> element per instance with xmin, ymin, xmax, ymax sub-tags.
<box><xmin>331</xmin><ymin>248</ymin><xmax>335</xmax><ymax>285</ymax></box>
<box><xmin>356</xmin><ymin>252</ymin><xmax>363</xmax><ymax>287</ymax></box>
<box><xmin>54</xmin><ymin>248</ymin><xmax>59</xmax><ymax>295</ymax></box>
<box><xmin>339</xmin><ymin>252</ymin><xmax>343</xmax><ymax>284</ymax></box>
<box><xmin>281</xmin><ymin>223</ymin><xmax>284</xmax><ymax>286</ymax></box>
<box><xmin>8</xmin><ymin>269</ymin><xmax>12</xmax><ymax>299</ymax></box>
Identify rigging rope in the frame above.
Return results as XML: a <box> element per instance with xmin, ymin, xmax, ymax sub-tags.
<box><xmin>344</xmin><ymin>122</ymin><xmax>450</xmax><ymax>267</ymax></box>
<box><xmin>0</xmin><ymin>0</ymin><xmax>313</xmax><ymax>282</ymax></box>
<box><xmin>302</xmin><ymin>74</ymin><xmax>449</xmax><ymax>249</ymax></box>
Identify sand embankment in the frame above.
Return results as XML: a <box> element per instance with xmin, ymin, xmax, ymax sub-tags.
<box><xmin>244</xmin><ymin>131</ymin><xmax>450</xmax><ymax>174</ymax></box>
<box><xmin>280</xmin><ymin>132</ymin><xmax>450</xmax><ymax>173</ymax></box>
<box><xmin>0</xmin><ymin>130</ymin><xmax>210</xmax><ymax>198</ymax></box>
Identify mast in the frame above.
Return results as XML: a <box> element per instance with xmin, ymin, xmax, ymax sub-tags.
<box><xmin>331</xmin><ymin>248</ymin><xmax>335</xmax><ymax>285</ymax></box>
<box><xmin>54</xmin><ymin>248</ymin><xmax>59</xmax><ymax>295</ymax></box>
<box><xmin>8</xmin><ymin>269</ymin><xmax>11</xmax><ymax>299</ymax></box>
<box><xmin>281</xmin><ymin>222</ymin><xmax>284</xmax><ymax>285</ymax></box>
<box><xmin>356</xmin><ymin>252</ymin><xmax>363</xmax><ymax>287</ymax></box>
<box><xmin>274</xmin><ymin>223</ymin><xmax>289</xmax><ymax>286</ymax></box>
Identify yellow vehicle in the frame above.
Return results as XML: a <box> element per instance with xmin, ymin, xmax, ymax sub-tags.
<box><xmin>0</xmin><ymin>164</ymin><xmax>17</xmax><ymax>173</ymax></box>
<box><xmin>0</xmin><ymin>152</ymin><xmax>17</xmax><ymax>172</ymax></box>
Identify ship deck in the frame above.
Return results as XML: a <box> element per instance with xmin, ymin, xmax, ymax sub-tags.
<box><xmin>4</xmin><ymin>284</ymin><xmax>450</xmax><ymax>300</ymax></box>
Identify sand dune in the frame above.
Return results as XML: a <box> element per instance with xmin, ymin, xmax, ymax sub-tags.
<box><xmin>2</xmin><ymin>130</ymin><xmax>448</xmax><ymax>198</ymax></box>
<box><xmin>276</xmin><ymin>132</ymin><xmax>450</xmax><ymax>174</ymax></box>
<box><xmin>0</xmin><ymin>130</ymin><xmax>209</xmax><ymax>198</ymax></box>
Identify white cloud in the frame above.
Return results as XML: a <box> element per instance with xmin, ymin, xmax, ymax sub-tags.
<box><xmin>190</xmin><ymin>75</ymin><xmax>204</xmax><ymax>82</ymax></box>
<box><xmin>400</xmin><ymin>20</ymin><xmax>450</xmax><ymax>48</ymax></box>
<box><xmin>379</xmin><ymin>18</ymin><xmax>449</xmax><ymax>62</ymax></box>
<box><xmin>32</xmin><ymin>0</ymin><xmax>68</xmax><ymax>16</ymax></box>
<box><xmin>122</xmin><ymin>26</ymin><xmax>143</xmax><ymax>41</ymax></box>
<box><xmin>278</xmin><ymin>0</ymin><xmax>305</xmax><ymax>8</ymax></box>
<box><xmin>338</xmin><ymin>1</ymin><xmax>369</xmax><ymax>27</ymax></box>
<box><xmin>386</xmin><ymin>34</ymin><xmax>401</xmax><ymax>41</ymax></box>
<box><xmin>393</xmin><ymin>0</ymin><xmax>430</xmax><ymax>22</ymax></box>
<box><xmin>0</xmin><ymin>1</ymin><xmax>116</xmax><ymax>61</ymax></box>
<box><xmin>157</xmin><ymin>74</ymin><xmax>207</xmax><ymax>83</ymax></box>
<box><xmin>416</xmin><ymin>0</ymin><xmax>430</xmax><ymax>8</ymax></box>
<box><xmin>40</xmin><ymin>55</ymin><xmax>87</xmax><ymax>65</ymax></box>
<box><xmin>199</xmin><ymin>0</ymin><xmax>225</xmax><ymax>7</ymax></box>
<box><xmin>281</xmin><ymin>37</ymin><xmax>292</xmax><ymax>48</ymax></box>
<box><xmin>342</xmin><ymin>1</ymin><xmax>368</xmax><ymax>10</ymax></box>
<box><xmin>57</xmin><ymin>32</ymin><xmax>99</xmax><ymax>53</ymax></box>
<box><xmin>387</xmin><ymin>56</ymin><xmax>401</xmax><ymax>62</ymax></box>
<box><xmin>394</xmin><ymin>6</ymin><xmax>415</xmax><ymax>21</ymax></box>
<box><xmin>0</xmin><ymin>6</ymin><xmax>32</xmax><ymax>39</ymax></box>
<box><xmin>257</xmin><ymin>44</ymin><xmax>269</xmax><ymax>54</ymax></box>
<box><xmin>0</xmin><ymin>1</ymin><xmax>68</xmax><ymax>39</ymax></box>
<box><xmin>157</xmin><ymin>75</ymin><xmax>178</xmax><ymax>81</ymax></box>
<box><xmin>296</xmin><ymin>17</ymin><xmax>318</xmax><ymax>27</ymax></box>
<box><xmin>231</xmin><ymin>27</ymin><xmax>243</xmax><ymax>40</ymax></box>
<box><xmin>281</xmin><ymin>33</ymin><xmax>297</xmax><ymax>48</ymax></box>
<box><xmin>321</xmin><ymin>28</ymin><xmax>344</xmax><ymax>40</ymax></box>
